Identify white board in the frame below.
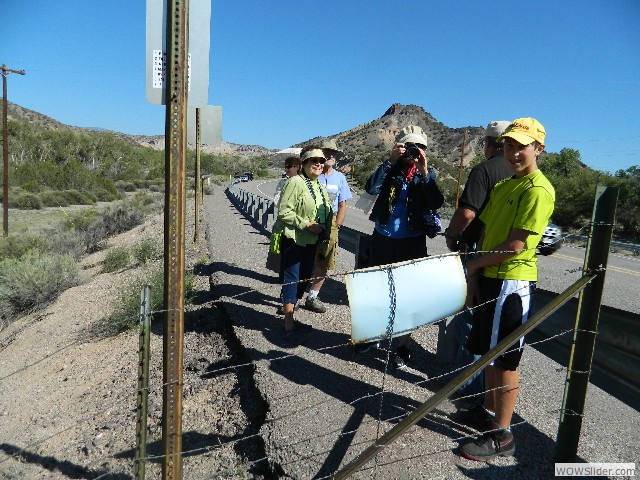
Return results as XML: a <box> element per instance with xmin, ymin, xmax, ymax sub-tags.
<box><xmin>345</xmin><ymin>254</ymin><xmax>467</xmax><ymax>343</ymax></box>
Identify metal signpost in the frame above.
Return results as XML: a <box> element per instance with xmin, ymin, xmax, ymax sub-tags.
<box><xmin>146</xmin><ymin>0</ymin><xmax>211</xmax><ymax>478</ymax></box>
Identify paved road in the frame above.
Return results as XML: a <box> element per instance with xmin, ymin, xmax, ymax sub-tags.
<box><xmin>252</xmin><ymin>178</ymin><xmax>640</xmax><ymax>314</ymax></box>
<box><xmin>204</xmin><ymin>184</ymin><xmax>639</xmax><ymax>480</ymax></box>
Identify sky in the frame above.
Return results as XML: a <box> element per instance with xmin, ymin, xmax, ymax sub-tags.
<box><xmin>2</xmin><ymin>0</ymin><xmax>640</xmax><ymax>173</ymax></box>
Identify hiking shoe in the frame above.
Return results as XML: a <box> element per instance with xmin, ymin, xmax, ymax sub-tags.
<box><xmin>459</xmin><ymin>427</ymin><xmax>515</xmax><ymax>462</ymax></box>
<box><xmin>304</xmin><ymin>297</ymin><xmax>327</xmax><ymax>313</ymax></box>
<box><xmin>452</xmin><ymin>404</ymin><xmax>496</xmax><ymax>432</ymax></box>
<box><xmin>392</xmin><ymin>345</ymin><xmax>411</xmax><ymax>369</ymax></box>
<box><xmin>354</xmin><ymin>341</ymin><xmax>379</xmax><ymax>354</ymax></box>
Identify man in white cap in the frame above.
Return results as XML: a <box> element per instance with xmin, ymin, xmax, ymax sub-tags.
<box><xmin>444</xmin><ymin>121</ymin><xmax>512</xmax><ymax>404</ymax></box>
<box><xmin>304</xmin><ymin>139</ymin><xmax>352</xmax><ymax>313</ymax></box>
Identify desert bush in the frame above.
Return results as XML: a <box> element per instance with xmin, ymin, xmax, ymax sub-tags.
<box><xmin>0</xmin><ymin>250</ymin><xmax>81</xmax><ymax>316</ymax></box>
<box><xmin>10</xmin><ymin>192</ymin><xmax>42</xmax><ymax>210</ymax></box>
<box><xmin>102</xmin><ymin>246</ymin><xmax>131</xmax><ymax>273</ymax></box>
<box><xmin>133</xmin><ymin>239</ymin><xmax>162</xmax><ymax>265</ymax></box>
<box><xmin>60</xmin><ymin>189</ymin><xmax>96</xmax><ymax>206</ymax></box>
<box><xmin>106</xmin><ymin>268</ymin><xmax>196</xmax><ymax>335</ymax></box>
<box><xmin>0</xmin><ymin>234</ymin><xmax>50</xmax><ymax>261</ymax></box>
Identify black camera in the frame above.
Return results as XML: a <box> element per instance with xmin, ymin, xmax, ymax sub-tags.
<box><xmin>400</xmin><ymin>143</ymin><xmax>422</xmax><ymax>160</ymax></box>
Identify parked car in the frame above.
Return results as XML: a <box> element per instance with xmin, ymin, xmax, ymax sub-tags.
<box><xmin>538</xmin><ymin>223</ymin><xmax>563</xmax><ymax>255</ymax></box>
<box><xmin>242</xmin><ymin>172</ymin><xmax>254</xmax><ymax>181</ymax></box>
<box><xmin>239</xmin><ymin>175</ymin><xmax>249</xmax><ymax>182</ymax></box>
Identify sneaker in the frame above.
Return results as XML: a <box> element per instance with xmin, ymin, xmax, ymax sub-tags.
<box><xmin>459</xmin><ymin>427</ymin><xmax>515</xmax><ymax>462</ymax></box>
<box><xmin>452</xmin><ymin>404</ymin><xmax>495</xmax><ymax>432</ymax></box>
<box><xmin>354</xmin><ymin>341</ymin><xmax>380</xmax><ymax>354</ymax></box>
<box><xmin>304</xmin><ymin>297</ymin><xmax>327</xmax><ymax>313</ymax></box>
<box><xmin>392</xmin><ymin>345</ymin><xmax>411</xmax><ymax>369</ymax></box>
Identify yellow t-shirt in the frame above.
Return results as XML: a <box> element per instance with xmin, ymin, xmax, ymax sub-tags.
<box><xmin>479</xmin><ymin>170</ymin><xmax>555</xmax><ymax>281</ymax></box>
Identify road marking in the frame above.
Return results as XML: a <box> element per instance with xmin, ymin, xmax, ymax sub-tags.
<box><xmin>553</xmin><ymin>253</ymin><xmax>639</xmax><ymax>276</ymax></box>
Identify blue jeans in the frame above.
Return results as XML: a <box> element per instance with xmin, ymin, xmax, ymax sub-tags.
<box><xmin>279</xmin><ymin>237</ymin><xmax>317</xmax><ymax>304</ymax></box>
<box><xmin>453</xmin><ymin>309</ymin><xmax>484</xmax><ymax>398</ymax></box>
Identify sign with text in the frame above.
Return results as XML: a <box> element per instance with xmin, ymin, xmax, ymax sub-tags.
<box><xmin>145</xmin><ymin>0</ymin><xmax>211</xmax><ymax>106</ymax></box>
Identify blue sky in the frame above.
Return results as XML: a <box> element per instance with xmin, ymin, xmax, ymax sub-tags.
<box><xmin>2</xmin><ymin>0</ymin><xmax>640</xmax><ymax>173</ymax></box>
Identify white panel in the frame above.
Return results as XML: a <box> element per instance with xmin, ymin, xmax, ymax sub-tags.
<box><xmin>346</xmin><ymin>254</ymin><xmax>467</xmax><ymax>343</ymax></box>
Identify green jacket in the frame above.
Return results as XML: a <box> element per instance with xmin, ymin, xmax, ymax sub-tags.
<box><xmin>277</xmin><ymin>174</ymin><xmax>332</xmax><ymax>246</ymax></box>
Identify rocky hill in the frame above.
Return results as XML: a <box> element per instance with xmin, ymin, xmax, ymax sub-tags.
<box><xmin>301</xmin><ymin>103</ymin><xmax>485</xmax><ymax>167</ymax></box>
<box><xmin>7</xmin><ymin>101</ymin><xmax>484</xmax><ymax>166</ymax></box>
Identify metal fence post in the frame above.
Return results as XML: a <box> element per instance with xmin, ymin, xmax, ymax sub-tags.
<box><xmin>135</xmin><ymin>285</ymin><xmax>152</xmax><ymax>480</ymax></box>
<box><xmin>555</xmin><ymin>185</ymin><xmax>619</xmax><ymax>462</ymax></box>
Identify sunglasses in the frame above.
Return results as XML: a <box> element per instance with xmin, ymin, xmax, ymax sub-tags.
<box><xmin>285</xmin><ymin>165</ymin><xmax>298</xmax><ymax>169</ymax></box>
<box><xmin>308</xmin><ymin>157</ymin><xmax>327</xmax><ymax>164</ymax></box>
<box><xmin>403</xmin><ymin>142</ymin><xmax>427</xmax><ymax>151</ymax></box>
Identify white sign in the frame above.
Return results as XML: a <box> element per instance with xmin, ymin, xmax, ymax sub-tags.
<box><xmin>187</xmin><ymin>106</ymin><xmax>223</xmax><ymax>146</ymax></box>
<box><xmin>346</xmin><ymin>255</ymin><xmax>467</xmax><ymax>343</ymax></box>
<box><xmin>146</xmin><ymin>0</ymin><xmax>210</xmax><ymax>106</ymax></box>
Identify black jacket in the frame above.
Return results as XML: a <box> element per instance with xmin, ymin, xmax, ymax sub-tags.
<box><xmin>366</xmin><ymin>160</ymin><xmax>444</xmax><ymax>234</ymax></box>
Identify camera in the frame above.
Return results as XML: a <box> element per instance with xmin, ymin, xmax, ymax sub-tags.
<box><xmin>400</xmin><ymin>143</ymin><xmax>422</xmax><ymax>160</ymax></box>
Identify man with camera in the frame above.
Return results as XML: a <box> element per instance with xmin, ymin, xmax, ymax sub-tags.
<box><xmin>355</xmin><ymin>126</ymin><xmax>444</xmax><ymax>369</ymax></box>
<box><xmin>305</xmin><ymin>139</ymin><xmax>352</xmax><ymax>313</ymax></box>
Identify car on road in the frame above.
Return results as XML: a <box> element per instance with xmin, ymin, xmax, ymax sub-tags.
<box><xmin>239</xmin><ymin>175</ymin><xmax>249</xmax><ymax>182</ymax></box>
<box><xmin>538</xmin><ymin>223</ymin><xmax>563</xmax><ymax>255</ymax></box>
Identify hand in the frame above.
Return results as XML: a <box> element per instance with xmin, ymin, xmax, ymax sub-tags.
<box><xmin>465</xmin><ymin>259</ymin><xmax>480</xmax><ymax>278</ymax></box>
<box><xmin>390</xmin><ymin>143</ymin><xmax>405</xmax><ymax>164</ymax></box>
<box><xmin>306</xmin><ymin>221</ymin><xmax>325</xmax><ymax>235</ymax></box>
<box><xmin>446</xmin><ymin>235</ymin><xmax>459</xmax><ymax>252</ymax></box>
<box><xmin>416</xmin><ymin>148</ymin><xmax>428</xmax><ymax>175</ymax></box>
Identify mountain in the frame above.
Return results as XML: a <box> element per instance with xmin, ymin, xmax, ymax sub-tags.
<box><xmin>6</xmin><ymin>101</ymin><xmax>482</xmax><ymax>165</ymax></box>
<box><xmin>301</xmin><ymin>103</ymin><xmax>485</xmax><ymax>167</ymax></box>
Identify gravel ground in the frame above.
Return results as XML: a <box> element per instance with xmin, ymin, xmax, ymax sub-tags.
<box><xmin>1</xmin><ymin>185</ymin><xmax>637</xmax><ymax>480</ymax></box>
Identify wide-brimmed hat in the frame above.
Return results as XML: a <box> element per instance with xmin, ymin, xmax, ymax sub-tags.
<box><xmin>396</xmin><ymin>125</ymin><xmax>428</xmax><ymax>147</ymax></box>
<box><xmin>319</xmin><ymin>138</ymin><xmax>343</xmax><ymax>158</ymax></box>
<box><xmin>497</xmin><ymin>118</ymin><xmax>546</xmax><ymax>145</ymax></box>
<box><xmin>300</xmin><ymin>148</ymin><xmax>326</xmax><ymax>162</ymax></box>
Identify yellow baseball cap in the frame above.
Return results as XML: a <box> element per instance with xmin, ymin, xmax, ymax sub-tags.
<box><xmin>497</xmin><ymin>118</ymin><xmax>546</xmax><ymax>145</ymax></box>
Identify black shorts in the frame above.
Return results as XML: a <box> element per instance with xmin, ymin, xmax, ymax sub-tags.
<box><xmin>466</xmin><ymin>276</ymin><xmax>534</xmax><ymax>371</ymax></box>
<box><xmin>369</xmin><ymin>230</ymin><xmax>428</xmax><ymax>267</ymax></box>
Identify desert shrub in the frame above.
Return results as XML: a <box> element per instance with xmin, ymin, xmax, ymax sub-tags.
<box><xmin>10</xmin><ymin>192</ymin><xmax>42</xmax><ymax>210</ymax></box>
<box><xmin>66</xmin><ymin>208</ymin><xmax>100</xmax><ymax>231</ymax></box>
<box><xmin>82</xmin><ymin>203</ymin><xmax>145</xmax><ymax>252</ymax></box>
<box><xmin>0</xmin><ymin>234</ymin><xmax>50</xmax><ymax>261</ymax></box>
<box><xmin>45</xmin><ymin>229</ymin><xmax>86</xmax><ymax>260</ymax></box>
<box><xmin>60</xmin><ymin>189</ymin><xmax>95</xmax><ymax>206</ymax></box>
<box><xmin>133</xmin><ymin>239</ymin><xmax>162</xmax><ymax>265</ymax></box>
<box><xmin>102</xmin><ymin>246</ymin><xmax>131</xmax><ymax>273</ymax></box>
<box><xmin>106</xmin><ymin>268</ymin><xmax>196</xmax><ymax>335</ymax></box>
<box><xmin>39</xmin><ymin>190</ymin><xmax>68</xmax><ymax>207</ymax></box>
<box><xmin>0</xmin><ymin>250</ymin><xmax>81</xmax><ymax>316</ymax></box>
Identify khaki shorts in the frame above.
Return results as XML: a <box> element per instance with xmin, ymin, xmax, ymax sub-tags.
<box><xmin>315</xmin><ymin>218</ymin><xmax>339</xmax><ymax>271</ymax></box>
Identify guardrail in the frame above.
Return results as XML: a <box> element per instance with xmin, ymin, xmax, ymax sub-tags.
<box><xmin>226</xmin><ymin>182</ymin><xmax>639</xmax><ymax>408</ymax></box>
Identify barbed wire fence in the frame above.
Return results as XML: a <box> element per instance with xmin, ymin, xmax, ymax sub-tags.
<box><xmin>0</xmin><ymin>182</ymin><xmax>623</xmax><ymax>479</ymax></box>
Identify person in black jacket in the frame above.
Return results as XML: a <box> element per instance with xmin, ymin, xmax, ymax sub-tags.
<box><xmin>355</xmin><ymin>125</ymin><xmax>444</xmax><ymax>369</ymax></box>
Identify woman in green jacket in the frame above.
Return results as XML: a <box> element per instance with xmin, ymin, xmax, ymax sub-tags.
<box><xmin>277</xmin><ymin>147</ymin><xmax>332</xmax><ymax>335</ymax></box>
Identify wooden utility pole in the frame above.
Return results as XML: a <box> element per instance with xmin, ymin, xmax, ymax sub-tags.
<box><xmin>1</xmin><ymin>64</ymin><xmax>26</xmax><ymax>237</ymax></box>
<box><xmin>454</xmin><ymin>130</ymin><xmax>467</xmax><ymax>209</ymax></box>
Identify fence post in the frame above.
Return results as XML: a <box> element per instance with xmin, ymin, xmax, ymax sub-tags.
<box><xmin>555</xmin><ymin>185</ymin><xmax>619</xmax><ymax>462</ymax></box>
<box><xmin>135</xmin><ymin>285</ymin><xmax>152</xmax><ymax>480</ymax></box>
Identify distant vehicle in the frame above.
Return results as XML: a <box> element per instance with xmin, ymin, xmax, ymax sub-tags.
<box><xmin>242</xmin><ymin>172</ymin><xmax>254</xmax><ymax>181</ymax></box>
<box><xmin>538</xmin><ymin>223</ymin><xmax>563</xmax><ymax>255</ymax></box>
<box><xmin>239</xmin><ymin>175</ymin><xmax>249</xmax><ymax>182</ymax></box>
